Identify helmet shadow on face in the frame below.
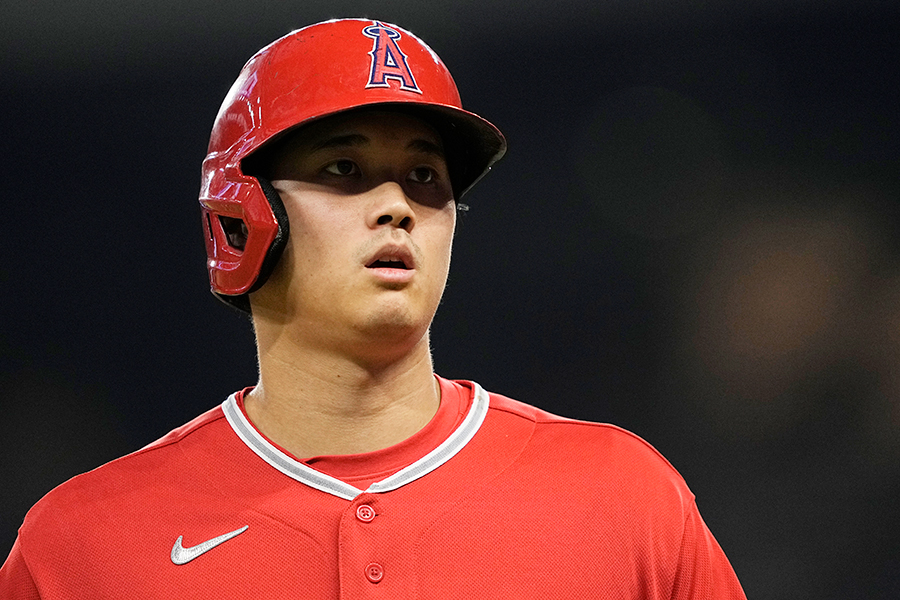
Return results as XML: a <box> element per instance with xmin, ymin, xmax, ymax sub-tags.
<box><xmin>243</xmin><ymin>109</ymin><xmax>459</xmax><ymax>325</ymax></box>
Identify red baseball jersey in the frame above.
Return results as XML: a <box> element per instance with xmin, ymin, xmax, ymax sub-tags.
<box><xmin>1</xmin><ymin>377</ymin><xmax>746</xmax><ymax>599</ymax></box>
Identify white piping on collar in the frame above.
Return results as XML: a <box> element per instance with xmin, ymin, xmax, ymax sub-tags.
<box><xmin>222</xmin><ymin>382</ymin><xmax>490</xmax><ymax>501</ymax></box>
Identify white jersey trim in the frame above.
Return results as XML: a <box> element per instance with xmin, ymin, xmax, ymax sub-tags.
<box><xmin>222</xmin><ymin>381</ymin><xmax>490</xmax><ymax>501</ymax></box>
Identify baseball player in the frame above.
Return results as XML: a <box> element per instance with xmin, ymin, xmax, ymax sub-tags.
<box><xmin>1</xmin><ymin>18</ymin><xmax>746</xmax><ymax>599</ymax></box>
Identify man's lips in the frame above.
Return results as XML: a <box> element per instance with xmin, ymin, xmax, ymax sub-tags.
<box><xmin>365</xmin><ymin>245</ymin><xmax>416</xmax><ymax>270</ymax></box>
<box><xmin>368</xmin><ymin>259</ymin><xmax>410</xmax><ymax>269</ymax></box>
<box><xmin>364</xmin><ymin>244</ymin><xmax>417</xmax><ymax>284</ymax></box>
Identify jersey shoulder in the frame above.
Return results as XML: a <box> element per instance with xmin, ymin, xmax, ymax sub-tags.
<box><xmin>482</xmin><ymin>387</ymin><xmax>691</xmax><ymax>495</ymax></box>
<box><xmin>22</xmin><ymin>404</ymin><xmax>228</xmax><ymax>529</ymax></box>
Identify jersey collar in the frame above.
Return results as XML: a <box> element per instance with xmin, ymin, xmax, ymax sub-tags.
<box><xmin>221</xmin><ymin>382</ymin><xmax>489</xmax><ymax>500</ymax></box>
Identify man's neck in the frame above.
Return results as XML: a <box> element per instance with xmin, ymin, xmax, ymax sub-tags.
<box><xmin>243</xmin><ymin>331</ymin><xmax>440</xmax><ymax>459</ymax></box>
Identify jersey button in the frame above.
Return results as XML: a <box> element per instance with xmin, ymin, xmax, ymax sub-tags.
<box><xmin>356</xmin><ymin>504</ymin><xmax>376</xmax><ymax>522</ymax></box>
<box><xmin>365</xmin><ymin>562</ymin><xmax>384</xmax><ymax>583</ymax></box>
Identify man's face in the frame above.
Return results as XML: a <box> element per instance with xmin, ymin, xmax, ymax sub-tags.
<box><xmin>249</xmin><ymin>110</ymin><xmax>457</xmax><ymax>355</ymax></box>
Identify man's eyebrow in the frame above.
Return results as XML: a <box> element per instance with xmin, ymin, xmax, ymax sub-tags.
<box><xmin>308</xmin><ymin>133</ymin><xmax>370</xmax><ymax>152</ymax></box>
<box><xmin>307</xmin><ymin>133</ymin><xmax>445</xmax><ymax>159</ymax></box>
<box><xmin>407</xmin><ymin>138</ymin><xmax>446</xmax><ymax>159</ymax></box>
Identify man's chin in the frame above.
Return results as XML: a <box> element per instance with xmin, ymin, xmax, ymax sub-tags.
<box><xmin>353</xmin><ymin>303</ymin><xmax>434</xmax><ymax>346</ymax></box>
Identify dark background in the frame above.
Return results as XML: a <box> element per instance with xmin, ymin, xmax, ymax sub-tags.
<box><xmin>2</xmin><ymin>1</ymin><xmax>899</xmax><ymax>597</ymax></box>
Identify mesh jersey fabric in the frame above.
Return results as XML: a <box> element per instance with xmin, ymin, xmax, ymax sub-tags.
<box><xmin>0</xmin><ymin>377</ymin><xmax>746</xmax><ymax>599</ymax></box>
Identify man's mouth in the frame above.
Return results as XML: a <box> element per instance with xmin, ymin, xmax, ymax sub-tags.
<box><xmin>365</xmin><ymin>246</ymin><xmax>415</xmax><ymax>270</ymax></box>
<box><xmin>368</xmin><ymin>258</ymin><xmax>411</xmax><ymax>269</ymax></box>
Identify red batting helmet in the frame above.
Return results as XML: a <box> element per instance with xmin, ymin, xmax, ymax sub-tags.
<box><xmin>199</xmin><ymin>18</ymin><xmax>507</xmax><ymax>312</ymax></box>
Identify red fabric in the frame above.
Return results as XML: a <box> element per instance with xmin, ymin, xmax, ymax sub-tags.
<box><xmin>0</xmin><ymin>538</ymin><xmax>40</xmax><ymax>600</ymax></box>
<box><xmin>233</xmin><ymin>377</ymin><xmax>470</xmax><ymax>489</ymax></box>
<box><xmin>1</xmin><ymin>378</ymin><xmax>745</xmax><ymax>599</ymax></box>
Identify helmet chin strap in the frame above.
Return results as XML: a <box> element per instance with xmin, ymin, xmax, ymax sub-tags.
<box><xmin>214</xmin><ymin>176</ymin><xmax>290</xmax><ymax>315</ymax></box>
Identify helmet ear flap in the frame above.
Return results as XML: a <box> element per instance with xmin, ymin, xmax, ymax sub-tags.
<box><xmin>213</xmin><ymin>177</ymin><xmax>290</xmax><ymax>314</ymax></box>
<box><xmin>249</xmin><ymin>177</ymin><xmax>290</xmax><ymax>293</ymax></box>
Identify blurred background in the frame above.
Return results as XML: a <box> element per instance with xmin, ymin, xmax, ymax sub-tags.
<box><xmin>2</xmin><ymin>0</ymin><xmax>898</xmax><ymax>596</ymax></box>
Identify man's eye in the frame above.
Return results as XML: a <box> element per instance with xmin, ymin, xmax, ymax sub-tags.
<box><xmin>324</xmin><ymin>160</ymin><xmax>358</xmax><ymax>176</ymax></box>
<box><xmin>408</xmin><ymin>167</ymin><xmax>435</xmax><ymax>183</ymax></box>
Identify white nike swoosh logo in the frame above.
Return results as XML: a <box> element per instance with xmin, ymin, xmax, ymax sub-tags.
<box><xmin>170</xmin><ymin>525</ymin><xmax>249</xmax><ymax>565</ymax></box>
